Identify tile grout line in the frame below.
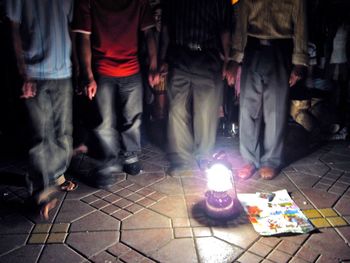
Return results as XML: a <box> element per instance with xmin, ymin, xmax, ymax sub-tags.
<box><xmin>285</xmin><ymin>147</ymin><xmax>350</xmax><ymax>257</ymax></box>
<box><xmin>178</xmin><ymin>173</ymin><xmax>201</xmax><ymax>263</ymax></box>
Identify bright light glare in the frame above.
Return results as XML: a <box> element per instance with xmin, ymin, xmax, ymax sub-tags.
<box><xmin>206</xmin><ymin>163</ymin><xmax>233</xmax><ymax>192</ymax></box>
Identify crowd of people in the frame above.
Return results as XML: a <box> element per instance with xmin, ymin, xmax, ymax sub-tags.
<box><xmin>0</xmin><ymin>0</ymin><xmax>349</xmax><ymax>219</ymax></box>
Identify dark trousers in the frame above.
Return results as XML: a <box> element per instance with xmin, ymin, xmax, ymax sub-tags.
<box><xmin>239</xmin><ymin>38</ymin><xmax>292</xmax><ymax>169</ymax></box>
<box><xmin>167</xmin><ymin>47</ymin><xmax>224</xmax><ymax>165</ymax></box>
<box><xmin>25</xmin><ymin>78</ymin><xmax>73</xmax><ymax>203</ymax></box>
<box><xmin>94</xmin><ymin>73</ymin><xmax>143</xmax><ymax>167</ymax></box>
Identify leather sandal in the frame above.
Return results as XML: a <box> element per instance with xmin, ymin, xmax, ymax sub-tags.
<box><xmin>237</xmin><ymin>164</ymin><xmax>256</xmax><ymax>180</ymax></box>
<box><xmin>259</xmin><ymin>167</ymin><xmax>278</xmax><ymax>180</ymax></box>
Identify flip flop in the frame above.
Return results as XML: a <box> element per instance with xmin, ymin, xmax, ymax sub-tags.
<box><xmin>59</xmin><ymin>180</ymin><xmax>78</xmax><ymax>192</ymax></box>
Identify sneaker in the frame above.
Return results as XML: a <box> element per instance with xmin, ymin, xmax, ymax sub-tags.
<box><xmin>328</xmin><ymin>127</ymin><xmax>348</xmax><ymax>141</ymax></box>
<box><xmin>88</xmin><ymin>164</ymin><xmax>122</xmax><ymax>189</ymax></box>
<box><xmin>124</xmin><ymin>161</ymin><xmax>142</xmax><ymax>176</ymax></box>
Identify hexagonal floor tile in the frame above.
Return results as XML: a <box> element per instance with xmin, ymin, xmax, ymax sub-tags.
<box><xmin>122</xmin><ymin>209</ymin><xmax>171</xmax><ymax>230</ymax></box>
<box><xmin>121</xmin><ymin>228</ymin><xmax>173</xmax><ymax>254</ymax></box>
<box><xmin>66</xmin><ymin>231</ymin><xmax>119</xmax><ymax>258</ymax></box>
<box><xmin>70</xmin><ymin>211</ymin><xmax>120</xmax><ymax>232</ymax></box>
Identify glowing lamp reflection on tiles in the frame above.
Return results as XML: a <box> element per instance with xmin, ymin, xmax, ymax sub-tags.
<box><xmin>205</xmin><ymin>159</ymin><xmax>238</xmax><ymax>219</ymax></box>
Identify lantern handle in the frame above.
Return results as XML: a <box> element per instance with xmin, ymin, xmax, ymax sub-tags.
<box><xmin>212</xmin><ymin>150</ymin><xmax>227</xmax><ymax>161</ymax></box>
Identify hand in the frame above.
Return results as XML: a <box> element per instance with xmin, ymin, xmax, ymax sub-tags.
<box><xmin>159</xmin><ymin>62</ymin><xmax>168</xmax><ymax>76</ymax></box>
<box><xmin>289</xmin><ymin>65</ymin><xmax>306</xmax><ymax>87</ymax></box>
<box><xmin>75</xmin><ymin>84</ymin><xmax>84</xmax><ymax>96</ymax></box>
<box><xmin>75</xmin><ymin>77</ymin><xmax>84</xmax><ymax>96</ymax></box>
<box><xmin>148</xmin><ymin>67</ymin><xmax>160</xmax><ymax>88</ymax></box>
<box><xmin>224</xmin><ymin>61</ymin><xmax>240</xmax><ymax>86</ymax></box>
<box><xmin>20</xmin><ymin>80</ymin><xmax>37</xmax><ymax>99</ymax></box>
<box><xmin>222</xmin><ymin>60</ymin><xmax>228</xmax><ymax>80</ymax></box>
<box><xmin>74</xmin><ymin>70</ymin><xmax>84</xmax><ymax>95</ymax></box>
<box><xmin>85</xmin><ymin>79</ymin><xmax>97</xmax><ymax>100</ymax></box>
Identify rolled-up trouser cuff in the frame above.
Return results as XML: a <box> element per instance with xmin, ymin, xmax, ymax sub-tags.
<box><xmin>124</xmin><ymin>155</ymin><xmax>138</xmax><ymax>164</ymax></box>
<box><xmin>55</xmin><ymin>174</ymin><xmax>66</xmax><ymax>186</ymax></box>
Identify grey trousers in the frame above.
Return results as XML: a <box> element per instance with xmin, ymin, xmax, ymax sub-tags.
<box><xmin>24</xmin><ymin>78</ymin><xmax>73</xmax><ymax>203</ymax></box>
<box><xmin>239</xmin><ymin>38</ymin><xmax>292</xmax><ymax>169</ymax></box>
<box><xmin>167</xmin><ymin>47</ymin><xmax>223</xmax><ymax>165</ymax></box>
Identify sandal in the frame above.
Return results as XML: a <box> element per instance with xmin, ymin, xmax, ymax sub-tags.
<box><xmin>259</xmin><ymin>167</ymin><xmax>278</xmax><ymax>180</ymax></box>
<box><xmin>237</xmin><ymin>164</ymin><xmax>256</xmax><ymax>180</ymax></box>
<box><xmin>40</xmin><ymin>198</ymin><xmax>58</xmax><ymax>220</ymax></box>
<box><xmin>59</xmin><ymin>180</ymin><xmax>78</xmax><ymax>192</ymax></box>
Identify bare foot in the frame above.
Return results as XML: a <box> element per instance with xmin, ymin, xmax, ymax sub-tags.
<box><xmin>40</xmin><ymin>198</ymin><xmax>58</xmax><ymax>220</ymax></box>
<box><xmin>59</xmin><ymin>180</ymin><xmax>78</xmax><ymax>192</ymax></box>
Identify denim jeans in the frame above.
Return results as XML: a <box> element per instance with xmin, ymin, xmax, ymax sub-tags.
<box><xmin>94</xmin><ymin>73</ymin><xmax>143</xmax><ymax>168</ymax></box>
<box><xmin>24</xmin><ymin>78</ymin><xmax>73</xmax><ymax>203</ymax></box>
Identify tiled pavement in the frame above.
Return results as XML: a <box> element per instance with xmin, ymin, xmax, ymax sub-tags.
<box><xmin>1</xmin><ymin>133</ymin><xmax>350</xmax><ymax>262</ymax></box>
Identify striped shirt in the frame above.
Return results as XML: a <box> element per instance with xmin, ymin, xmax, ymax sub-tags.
<box><xmin>232</xmin><ymin>0</ymin><xmax>308</xmax><ymax>66</ymax></box>
<box><xmin>5</xmin><ymin>0</ymin><xmax>73</xmax><ymax>79</ymax></box>
<box><xmin>163</xmin><ymin>0</ymin><xmax>233</xmax><ymax>50</ymax></box>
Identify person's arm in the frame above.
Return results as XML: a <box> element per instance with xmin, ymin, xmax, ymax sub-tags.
<box><xmin>227</xmin><ymin>1</ymin><xmax>246</xmax><ymax>86</ymax></box>
<box><xmin>10</xmin><ymin>21</ymin><xmax>36</xmax><ymax>98</ymax></box>
<box><xmin>144</xmin><ymin>28</ymin><xmax>160</xmax><ymax>87</ymax></box>
<box><xmin>72</xmin><ymin>0</ymin><xmax>96</xmax><ymax>99</ymax></box>
<box><xmin>11</xmin><ymin>22</ymin><xmax>25</xmax><ymax>78</ymax></box>
<box><xmin>221</xmin><ymin>29</ymin><xmax>232</xmax><ymax>80</ymax></box>
<box><xmin>70</xmin><ymin>31</ymin><xmax>82</xmax><ymax>94</ymax></box>
<box><xmin>289</xmin><ymin>0</ymin><xmax>308</xmax><ymax>87</ymax></box>
<box><xmin>159</xmin><ymin>24</ymin><xmax>169</xmax><ymax>76</ymax></box>
<box><xmin>76</xmin><ymin>33</ymin><xmax>96</xmax><ymax>100</ymax></box>
<box><xmin>220</xmin><ymin>0</ymin><xmax>233</xmax><ymax>80</ymax></box>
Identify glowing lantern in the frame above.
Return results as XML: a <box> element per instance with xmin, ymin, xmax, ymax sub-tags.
<box><xmin>204</xmin><ymin>153</ymin><xmax>239</xmax><ymax>219</ymax></box>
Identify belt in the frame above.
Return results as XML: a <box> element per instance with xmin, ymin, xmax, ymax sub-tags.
<box><xmin>247</xmin><ymin>36</ymin><xmax>293</xmax><ymax>48</ymax></box>
<box><xmin>187</xmin><ymin>42</ymin><xmax>202</xmax><ymax>51</ymax></box>
<box><xmin>171</xmin><ymin>43</ymin><xmax>218</xmax><ymax>53</ymax></box>
<box><xmin>258</xmin><ymin>39</ymin><xmax>272</xmax><ymax>46</ymax></box>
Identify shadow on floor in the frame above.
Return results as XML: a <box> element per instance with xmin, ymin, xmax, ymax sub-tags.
<box><xmin>284</xmin><ymin>122</ymin><xmax>324</xmax><ymax>166</ymax></box>
<box><xmin>0</xmin><ymin>171</ymin><xmax>26</xmax><ymax>187</ymax></box>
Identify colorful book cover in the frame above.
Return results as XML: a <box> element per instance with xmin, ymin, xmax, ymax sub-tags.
<box><xmin>237</xmin><ymin>189</ymin><xmax>315</xmax><ymax>236</ymax></box>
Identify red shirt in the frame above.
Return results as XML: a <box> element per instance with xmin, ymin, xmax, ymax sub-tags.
<box><xmin>72</xmin><ymin>0</ymin><xmax>155</xmax><ymax>77</ymax></box>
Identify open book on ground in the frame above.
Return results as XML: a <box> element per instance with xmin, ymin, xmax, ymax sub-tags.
<box><xmin>237</xmin><ymin>189</ymin><xmax>315</xmax><ymax>236</ymax></box>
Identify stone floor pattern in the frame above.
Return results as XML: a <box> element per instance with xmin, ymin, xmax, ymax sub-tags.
<box><xmin>1</xmin><ymin>137</ymin><xmax>350</xmax><ymax>263</ymax></box>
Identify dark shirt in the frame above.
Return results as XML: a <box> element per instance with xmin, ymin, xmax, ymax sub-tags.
<box><xmin>163</xmin><ymin>0</ymin><xmax>232</xmax><ymax>50</ymax></box>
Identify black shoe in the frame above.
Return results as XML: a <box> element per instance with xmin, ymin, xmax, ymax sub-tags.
<box><xmin>167</xmin><ymin>164</ymin><xmax>193</xmax><ymax>176</ymax></box>
<box><xmin>93</xmin><ymin>175</ymin><xmax>117</xmax><ymax>190</ymax></box>
<box><xmin>87</xmin><ymin>165</ymin><xmax>121</xmax><ymax>189</ymax></box>
<box><xmin>124</xmin><ymin>161</ymin><xmax>142</xmax><ymax>176</ymax></box>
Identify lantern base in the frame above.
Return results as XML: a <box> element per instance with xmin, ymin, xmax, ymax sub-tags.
<box><xmin>205</xmin><ymin>191</ymin><xmax>239</xmax><ymax>219</ymax></box>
